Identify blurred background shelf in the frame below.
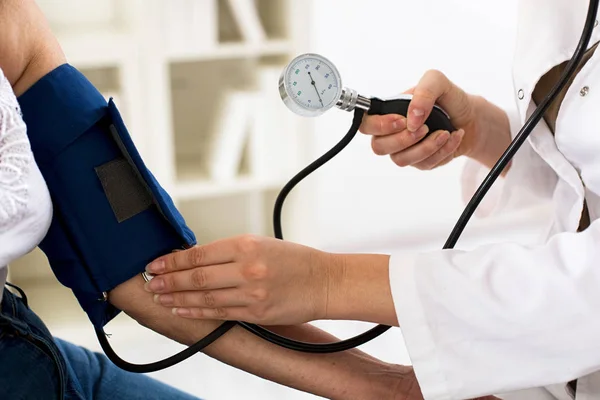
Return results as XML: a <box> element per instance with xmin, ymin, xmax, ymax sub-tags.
<box><xmin>54</xmin><ymin>30</ymin><xmax>134</xmax><ymax>68</ymax></box>
<box><xmin>174</xmin><ymin>177</ymin><xmax>284</xmax><ymax>200</ymax></box>
<box><xmin>167</xmin><ymin>40</ymin><xmax>292</xmax><ymax>62</ymax></box>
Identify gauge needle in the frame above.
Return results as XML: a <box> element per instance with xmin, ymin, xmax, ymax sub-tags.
<box><xmin>308</xmin><ymin>72</ymin><xmax>324</xmax><ymax>106</ymax></box>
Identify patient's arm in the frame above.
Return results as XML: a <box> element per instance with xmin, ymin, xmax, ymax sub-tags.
<box><xmin>0</xmin><ymin>0</ymin><xmax>66</xmax><ymax>96</ymax></box>
<box><xmin>110</xmin><ymin>275</ymin><xmax>415</xmax><ymax>400</ymax></box>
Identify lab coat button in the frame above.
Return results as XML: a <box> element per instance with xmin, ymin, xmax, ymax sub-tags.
<box><xmin>580</xmin><ymin>86</ymin><xmax>590</xmax><ymax>96</ymax></box>
<box><xmin>518</xmin><ymin>89</ymin><xmax>524</xmax><ymax>100</ymax></box>
<box><xmin>595</xmin><ymin>19</ymin><xmax>599</xmax><ymax>27</ymax></box>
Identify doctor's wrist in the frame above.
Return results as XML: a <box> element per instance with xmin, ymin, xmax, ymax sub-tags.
<box><xmin>325</xmin><ymin>253</ymin><xmax>398</xmax><ymax>326</ymax></box>
<box><xmin>467</xmin><ymin>95</ymin><xmax>513</xmax><ymax>173</ymax></box>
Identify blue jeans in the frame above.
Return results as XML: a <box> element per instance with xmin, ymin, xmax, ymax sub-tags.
<box><xmin>0</xmin><ymin>284</ymin><xmax>201</xmax><ymax>399</ymax></box>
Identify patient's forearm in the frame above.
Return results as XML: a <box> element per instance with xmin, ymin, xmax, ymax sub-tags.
<box><xmin>109</xmin><ymin>275</ymin><xmax>403</xmax><ymax>400</ymax></box>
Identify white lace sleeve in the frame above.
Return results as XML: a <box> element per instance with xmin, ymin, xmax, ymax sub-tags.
<box><xmin>0</xmin><ymin>69</ymin><xmax>32</xmax><ymax>229</ymax></box>
<box><xmin>0</xmin><ymin>67</ymin><xmax>52</xmax><ymax>267</ymax></box>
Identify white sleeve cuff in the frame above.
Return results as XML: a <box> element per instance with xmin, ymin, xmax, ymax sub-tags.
<box><xmin>389</xmin><ymin>251</ymin><xmax>456</xmax><ymax>400</ymax></box>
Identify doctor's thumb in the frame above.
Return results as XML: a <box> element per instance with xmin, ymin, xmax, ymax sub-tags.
<box><xmin>406</xmin><ymin>69</ymin><xmax>452</xmax><ymax>132</ymax></box>
<box><xmin>406</xmin><ymin>95</ymin><xmax>431</xmax><ymax>133</ymax></box>
<box><xmin>406</xmin><ymin>69</ymin><xmax>473</xmax><ymax>134</ymax></box>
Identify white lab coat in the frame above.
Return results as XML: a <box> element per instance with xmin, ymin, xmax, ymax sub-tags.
<box><xmin>390</xmin><ymin>1</ymin><xmax>600</xmax><ymax>399</ymax></box>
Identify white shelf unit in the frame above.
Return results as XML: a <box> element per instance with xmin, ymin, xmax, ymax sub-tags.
<box><xmin>9</xmin><ymin>0</ymin><xmax>314</xmax><ymax>318</ymax></box>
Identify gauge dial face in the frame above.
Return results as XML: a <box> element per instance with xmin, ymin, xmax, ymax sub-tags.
<box><xmin>280</xmin><ymin>53</ymin><xmax>343</xmax><ymax>117</ymax></box>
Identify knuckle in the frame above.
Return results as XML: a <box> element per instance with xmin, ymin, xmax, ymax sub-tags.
<box><xmin>390</xmin><ymin>153</ymin><xmax>409</xmax><ymax>167</ymax></box>
<box><xmin>171</xmin><ymin>292</ymin><xmax>185</xmax><ymax>305</ymax></box>
<box><xmin>161</xmin><ymin>276</ymin><xmax>174</xmax><ymax>291</ymax></box>
<box><xmin>425</xmin><ymin>68</ymin><xmax>446</xmax><ymax>80</ymax></box>
<box><xmin>250</xmin><ymin>288</ymin><xmax>268</xmax><ymax>302</ymax></box>
<box><xmin>238</xmin><ymin>234</ymin><xmax>261</xmax><ymax>254</ymax></box>
<box><xmin>418</xmin><ymin>147</ymin><xmax>450</xmax><ymax>171</ymax></box>
<box><xmin>392</xmin><ymin>133</ymin><xmax>409</xmax><ymax>149</ymax></box>
<box><xmin>371</xmin><ymin>138</ymin><xmax>386</xmax><ymax>155</ymax></box>
<box><xmin>250</xmin><ymin>305</ymin><xmax>268</xmax><ymax>321</ymax></box>
<box><xmin>378</xmin><ymin>116</ymin><xmax>386</xmax><ymax>135</ymax></box>
<box><xmin>423</xmin><ymin>69</ymin><xmax>449</xmax><ymax>87</ymax></box>
<box><xmin>425</xmin><ymin>144</ymin><xmax>438</xmax><ymax>155</ymax></box>
<box><xmin>166</xmin><ymin>254</ymin><xmax>178</xmax><ymax>273</ymax></box>
<box><xmin>414</xmin><ymin>69</ymin><xmax>449</xmax><ymax>101</ymax></box>
<box><xmin>187</xmin><ymin>246</ymin><xmax>205</xmax><ymax>267</ymax></box>
<box><xmin>243</xmin><ymin>262</ymin><xmax>268</xmax><ymax>281</ymax></box>
<box><xmin>413</xmin><ymin>86</ymin><xmax>437</xmax><ymax>102</ymax></box>
<box><xmin>190</xmin><ymin>268</ymin><xmax>208</xmax><ymax>289</ymax></box>
<box><xmin>427</xmin><ymin>138</ymin><xmax>443</xmax><ymax>153</ymax></box>
<box><xmin>203</xmin><ymin>291</ymin><xmax>216</xmax><ymax>307</ymax></box>
<box><xmin>214</xmin><ymin>308</ymin><xmax>228</xmax><ymax>319</ymax></box>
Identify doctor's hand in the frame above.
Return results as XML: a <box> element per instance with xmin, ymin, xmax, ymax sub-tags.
<box><xmin>359</xmin><ymin>69</ymin><xmax>481</xmax><ymax>170</ymax></box>
<box><xmin>143</xmin><ymin>235</ymin><xmax>335</xmax><ymax>326</ymax></box>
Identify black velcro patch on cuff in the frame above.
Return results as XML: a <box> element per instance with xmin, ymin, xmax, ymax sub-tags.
<box><xmin>95</xmin><ymin>157</ymin><xmax>153</xmax><ymax>223</ymax></box>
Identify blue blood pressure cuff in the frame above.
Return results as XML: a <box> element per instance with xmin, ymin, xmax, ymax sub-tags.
<box><xmin>18</xmin><ymin>64</ymin><xmax>196</xmax><ymax>328</ymax></box>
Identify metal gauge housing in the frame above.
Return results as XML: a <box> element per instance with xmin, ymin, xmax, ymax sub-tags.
<box><xmin>279</xmin><ymin>53</ymin><xmax>344</xmax><ymax>117</ymax></box>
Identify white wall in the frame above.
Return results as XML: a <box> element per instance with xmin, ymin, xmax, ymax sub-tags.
<box><xmin>289</xmin><ymin>0</ymin><xmax>524</xmax><ymax>251</ymax></box>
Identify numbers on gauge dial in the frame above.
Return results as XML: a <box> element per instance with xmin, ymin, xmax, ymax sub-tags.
<box><xmin>287</xmin><ymin>57</ymin><xmax>339</xmax><ymax>111</ymax></box>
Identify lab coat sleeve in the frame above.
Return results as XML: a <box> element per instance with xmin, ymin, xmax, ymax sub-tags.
<box><xmin>460</xmin><ymin>109</ymin><xmax>558</xmax><ymax>218</ymax></box>
<box><xmin>390</xmin><ymin>210</ymin><xmax>600</xmax><ymax>399</ymax></box>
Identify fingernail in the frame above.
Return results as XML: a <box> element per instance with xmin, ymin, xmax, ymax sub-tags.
<box><xmin>436</xmin><ymin>131</ymin><xmax>450</xmax><ymax>145</ymax></box>
<box><xmin>407</xmin><ymin>109</ymin><xmax>425</xmax><ymax>132</ymax></box>
<box><xmin>173</xmin><ymin>308</ymin><xmax>190</xmax><ymax>317</ymax></box>
<box><xmin>412</xmin><ymin>109</ymin><xmax>425</xmax><ymax>117</ymax></box>
<box><xmin>146</xmin><ymin>260</ymin><xmax>165</xmax><ymax>274</ymax></box>
<box><xmin>158</xmin><ymin>294</ymin><xmax>174</xmax><ymax>306</ymax></box>
<box><xmin>146</xmin><ymin>278</ymin><xmax>164</xmax><ymax>293</ymax></box>
<box><xmin>392</xmin><ymin>117</ymin><xmax>406</xmax><ymax>131</ymax></box>
<box><xmin>413</xmin><ymin>124</ymin><xmax>429</xmax><ymax>138</ymax></box>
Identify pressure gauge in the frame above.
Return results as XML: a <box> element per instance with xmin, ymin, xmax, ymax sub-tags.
<box><xmin>279</xmin><ymin>53</ymin><xmax>454</xmax><ymax>135</ymax></box>
<box><xmin>279</xmin><ymin>53</ymin><xmax>369</xmax><ymax>117</ymax></box>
